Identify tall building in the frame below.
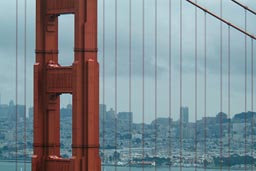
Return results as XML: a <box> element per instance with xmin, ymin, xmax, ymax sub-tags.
<box><xmin>118</xmin><ymin>112</ymin><xmax>133</xmax><ymax>123</ymax></box>
<box><xmin>8</xmin><ymin>100</ymin><xmax>26</xmax><ymax>121</ymax></box>
<box><xmin>151</xmin><ymin>117</ymin><xmax>173</xmax><ymax>127</ymax></box>
<box><xmin>60</xmin><ymin>104</ymin><xmax>72</xmax><ymax>118</ymax></box>
<box><xmin>28</xmin><ymin>107</ymin><xmax>34</xmax><ymax>120</ymax></box>
<box><xmin>106</xmin><ymin>108</ymin><xmax>115</xmax><ymax>121</ymax></box>
<box><xmin>180</xmin><ymin>106</ymin><xmax>189</xmax><ymax>124</ymax></box>
<box><xmin>117</xmin><ymin>112</ymin><xmax>133</xmax><ymax>132</ymax></box>
<box><xmin>100</xmin><ymin>104</ymin><xmax>107</xmax><ymax>122</ymax></box>
<box><xmin>0</xmin><ymin>104</ymin><xmax>8</xmax><ymax>119</ymax></box>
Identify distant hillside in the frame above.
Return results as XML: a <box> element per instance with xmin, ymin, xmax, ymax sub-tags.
<box><xmin>233</xmin><ymin>111</ymin><xmax>256</xmax><ymax>122</ymax></box>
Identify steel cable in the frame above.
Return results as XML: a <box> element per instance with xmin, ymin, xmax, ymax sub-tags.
<box><xmin>179</xmin><ymin>0</ymin><xmax>183</xmax><ymax>170</ymax></box>
<box><xmin>114</xmin><ymin>0</ymin><xmax>118</xmax><ymax>169</ymax></box>
<box><xmin>250</xmin><ymin>39</ymin><xmax>254</xmax><ymax>171</ymax></box>
<box><xmin>228</xmin><ymin>25</ymin><xmax>231</xmax><ymax>171</ymax></box>
<box><xmin>154</xmin><ymin>0</ymin><xmax>158</xmax><ymax>170</ymax></box>
<box><xmin>219</xmin><ymin>1</ymin><xmax>223</xmax><ymax>170</ymax></box>
<box><xmin>204</xmin><ymin>11</ymin><xmax>207</xmax><ymax>171</ymax></box>
<box><xmin>194</xmin><ymin>1</ymin><xmax>198</xmax><ymax>170</ymax></box>
<box><xmin>129</xmin><ymin>0</ymin><xmax>132</xmax><ymax>170</ymax></box>
<box><xmin>102</xmin><ymin>0</ymin><xmax>106</xmax><ymax>168</ymax></box>
<box><xmin>168</xmin><ymin>0</ymin><xmax>172</xmax><ymax>171</ymax></box>
<box><xmin>24</xmin><ymin>0</ymin><xmax>27</xmax><ymax>170</ymax></box>
<box><xmin>15</xmin><ymin>0</ymin><xmax>19</xmax><ymax>170</ymax></box>
<box><xmin>244</xmin><ymin>9</ymin><xmax>248</xmax><ymax>171</ymax></box>
<box><xmin>142</xmin><ymin>0</ymin><xmax>145</xmax><ymax>170</ymax></box>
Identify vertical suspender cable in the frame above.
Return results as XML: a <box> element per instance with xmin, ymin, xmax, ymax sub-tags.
<box><xmin>142</xmin><ymin>0</ymin><xmax>145</xmax><ymax>170</ymax></box>
<box><xmin>194</xmin><ymin>1</ymin><xmax>198</xmax><ymax>170</ymax></box>
<box><xmin>114</xmin><ymin>0</ymin><xmax>118</xmax><ymax>169</ymax></box>
<box><xmin>179</xmin><ymin>0</ymin><xmax>183</xmax><ymax>170</ymax></box>
<box><xmin>24</xmin><ymin>0</ymin><xmax>27</xmax><ymax>170</ymax></box>
<box><xmin>102</xmin><ymin>0</ymin><xmax>105</xmax><ymax>168</ymax></box>
<box><xmin>228</xmin><ymin>26</ymin><xmax>231</xmax><ymax>171</ymax></box>
<box><xmin>154</xmin><ymin>0</ymin><xmax>158</xmax><ymax>170</ymax></box>
<box><xmin>129</xmin><ymin>0</ymin><xmax>132</xmax><ymax>170</ymax></box>
<box><xmin>244</xmin><ymin>9</ymin><xmax>247</xmax><ymax>171</ymax></box>
<box><xmin>219</xmin><ymin>1</ymin><xmax>223</xmax><ymax>170</ymax></box>
<box><xmin>204</xmin><ymin>11</ymin><xmax>207</xmax><ymax>171</ymax></box>
<box><xmin>251</xmin><ymin>39</ymin><xmax>254</xmax><ymax>171</ymax></box>
<box><xmin>15</xmin><ymin>0</ymin><xmax>19</xmax><ymax>170</ymax></box>
<box><xmin>168</xmin><ymin>0</ymin><xmax>172</xmax><ymax>170</ymax></box>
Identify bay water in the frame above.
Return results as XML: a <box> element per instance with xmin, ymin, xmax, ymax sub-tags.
<box><xmin>0</xmin><ymin>161</ymin><xmax>231</xmax><ymax>171</ymax></box>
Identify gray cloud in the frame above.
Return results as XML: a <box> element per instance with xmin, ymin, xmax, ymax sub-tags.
<box><xmin>0</xmin><ymin>0</ymin><xmax>256</xmax><ymax>122</ymax></box>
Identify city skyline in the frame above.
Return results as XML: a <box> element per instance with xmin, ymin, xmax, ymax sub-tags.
<box><xmin>0</xmin><ymin>1</ymin><xmax>256</xmax><ymax>123</ymax></box>
<box><xmin>0</xmin><ymin>98</ymin><xmax>255</xmax><ymax>123</ymax></box>
<box><xmin>0</xmin><ymin>99</ymin><xmax>255</xmax><ymax>168</ymax></box>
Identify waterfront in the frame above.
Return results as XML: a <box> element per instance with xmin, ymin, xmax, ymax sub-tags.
<box><xmin>0</xmin><ymin>161</ymin><xmax>234</xmax><ymax>171</ymax></box>
<box><xmin>1</xmin><ymin>104</ymin><xmax>255</xmax><ymax>168</ymax></box>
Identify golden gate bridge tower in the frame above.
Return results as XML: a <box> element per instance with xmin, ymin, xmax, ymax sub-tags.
<box><xmin>32</xmin><ymin>0</ymin><xmax>101</xmax><ymax>170</ymax></box>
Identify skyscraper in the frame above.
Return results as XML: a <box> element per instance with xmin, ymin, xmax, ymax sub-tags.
<box><xmin>118</xmin><ymin>112</ymin><xmax>133</xmax><ymax>124</ymax></box>
<box><xmin>100</xmin><ymin>104</ymin><xmax>107</xmax><ymax>122</ymax></box>
<box><xmin>180</xmin><ymin>106</ymin><xmax>189</xmax><ymax>124</ymax></box>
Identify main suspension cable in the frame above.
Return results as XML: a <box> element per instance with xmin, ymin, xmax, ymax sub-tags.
<box><xmin>186</xmin><ymin>0</ymin><xmax>256</xmax><ymax>40</ymax></box>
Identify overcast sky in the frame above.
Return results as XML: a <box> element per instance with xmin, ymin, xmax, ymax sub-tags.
<box><xmin>0</xmin><ymin>0</ymin><xmax>256</xmax><ymax>123</ymax></box>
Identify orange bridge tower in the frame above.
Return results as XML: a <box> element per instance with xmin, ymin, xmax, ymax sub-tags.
<box><xmin>32</xmin><ymin>0</ymin><xmax>101</xmax><ymax>171</ymax></box>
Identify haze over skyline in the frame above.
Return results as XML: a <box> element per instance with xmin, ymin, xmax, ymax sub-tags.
<box><xmin>0</xmin><ymin>0</ymin><xmax>256</xmax><ymax>123</ymax></box>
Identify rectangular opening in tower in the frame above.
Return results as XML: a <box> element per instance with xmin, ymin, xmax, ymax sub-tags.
<box><xmin>60</xmin><ymin>94</ymin><xmax>72</xmax><ymax>158</ymax></box>
<box><xmin>58</xmin><ymin>15</ymin><xmax>74</xmax><ymax>66</ymax></box>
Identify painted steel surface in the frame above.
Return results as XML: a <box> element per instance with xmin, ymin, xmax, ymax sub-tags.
<box><xmin>32</xmin><ymin>0</ymin><xmax>100</xmax><ymax>171</ymax></box>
